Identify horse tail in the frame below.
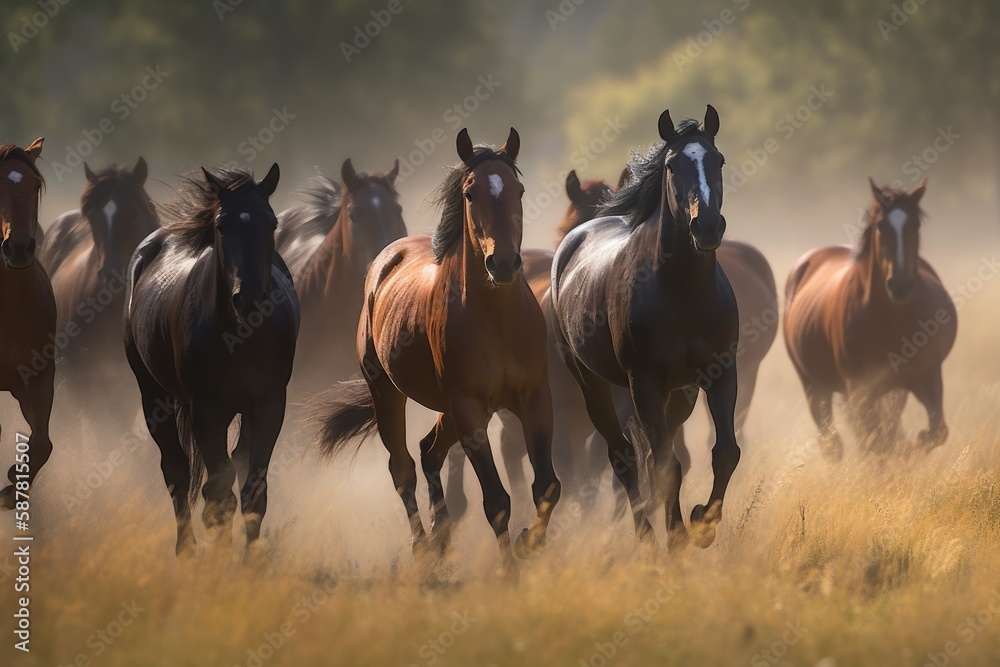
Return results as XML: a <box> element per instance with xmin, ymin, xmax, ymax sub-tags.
<box><xmin>175</xmin><ymin>403</ymin><xmax>206</xmax><ymax>508</ymax></box>
<box><xmin>316</xmin><ymin>379</ymin><xmax>378</xmax><ymax>457</ymax></box>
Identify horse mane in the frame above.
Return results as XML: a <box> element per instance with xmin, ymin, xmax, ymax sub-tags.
<box><xmin>81</xmin><ymin>164</ymin><xmax>157</xmax><ymax>222</ymax></box>
<box><xmin>276</xmin><ymin>171</ymin><xmax>343</xmax><ymax>248</ymax></box>
<box><xmin>597</xmin><ymin>119</ymin><xmax>705</xmax><ymax>229</ymax></box>
<box><xmin>853</xmin><ymin>185</ymin><xmax>925</xmax><ymax>260</ymax></box>
<box><xmin>431</xmin><ymin>145</ymin><xmax>519</xmax><ymax>263</ymax></box>
<box><xmin>0</xmin><ymin>144</ymin><xmax>44</xmax><ymax>189</ymax></box>
<box><xmin>161</xmin><ymin>167</ymin><xmax>254</xmax><ymax>250</ymax></box>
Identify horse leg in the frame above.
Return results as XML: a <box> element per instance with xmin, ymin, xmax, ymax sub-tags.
<box><xmin>370</xmin><ymin>378</ymin><xmax>426</xmax><ymax>551</ymax></box>
<box><xmin>418</xmin><ymin>414</ymin><xmax>457</xmax><ymax>555</ymax></box>
<box><xmin>452</xmin><ymin>401</ymin><xmax>516</xmax><ymax>576</ymax></box>
<box><xmin>232</xmin><ymin>420</ymin><xmax>252</xmax><ymax>491</ymax></box>
<box><xmin>511</xmin><ymin>381</ymin><xmax>561</xmax><ymax>559</ymax></box>
<box><xmin>142</xmin><ymin>389</ymin><xmax>193</xmax><ymax>556</ymax></box>
<box><xmin>444</xmin><ymin>446</ymin><xmax>469</xmax><ymax>521</ymax></box>
<box><xmin>497</xmin><ymin>409</ymin><xmax>530</xmax><ymax>519</ymax></box>
<box><xmin>733</xmin><ymin>364</ymin><xmax>759</xmax><ymax>438</ymax></box>
<box><xmin>696</xmin><ymin>365</ymin><xmax>741</xmax><ymax>548</ymax></box>
<box><xmin>570</xmin><ymin>364</ymin><xmax>652</xmax><ymax>539</ymax></box>
<box><xmin>663</xmin><ymin>389</ymin><xmax>698</xmax><ymax>551</ymax></box>
<box><xmin>2</xmin><ymin>369</ymin><xmax>55</xmax><ymax>510</ymax></box>
<box><xmin>192</xmin><ymin>407</ymin><xmax>238</xmax><ymax>554</ymax></box>
<box><xmin>238</xmin><ymin>392</ymin><xmax>286</xmax><ymax>548</ymax></box>
<box><xmin>911</xmin><ymin>366</ymin><xmax>948</xmax><ymax>450</ymax></box>
<box><xmin>805</xmin><ymin>385</ymin><xmax>842</xmax><ymax>461</ymax></box>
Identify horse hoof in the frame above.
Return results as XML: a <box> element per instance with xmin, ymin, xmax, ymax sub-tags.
<box><xmin>0</xmin><ymin>486</ymin><xmax>14</xmax><ymax>511</ymax></box>
<box><xmin>689</xmin><ymin>502</ymin><xmax>722</xmax><ymax>549</ymax></box>
<box><xmin>917</xmin><ymin>427</ymin><xmax>947</xmax><ymax>451</ymax></box>
<box><xmin>666</xmin><ymin>527</ymin><xmax>690</xmax><ymax>553</ymax></box>
<box><xmin>513</xmin><ymin>528</ymin><xmax>545</xmax><ymax>560</ymax></box>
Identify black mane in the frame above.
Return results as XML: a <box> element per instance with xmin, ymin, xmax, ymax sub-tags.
<box><xmin>275</xmin><ymin>171</ymin><xmax>343</xmax><ymax>248</ymax></box>
<box><xmin>597</xmin><ymin>119</ymin><xmax>708</xmax><ymax>228</ymax></box>
<box><xmin>161</xmin><ymin>167</ymin><xmax>254</xmax><ymax>250</ymax></box>
<box><xmin>431</xmin><ymin>146</ymin><xmax>519</xmax><ymax>263</ymax></box>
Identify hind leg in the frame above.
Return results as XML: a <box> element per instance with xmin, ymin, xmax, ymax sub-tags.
<box><xmin>419</xmin><ymin>414</ymin><xmax>457</xmax><ymax>555</ymax></box>
<box><xmin>806</xmin><ymin>384</ymin><xmax>842</xmax><ymax>461</ymax></box>
<box><xmin>911</xmin><ymin>366</ymin><xmax>947</xmax><ymax>450</ymax></box>
<box><xmin>238</xmin><ymin>391</ymin><xmax>286</xmax><ymax>547</ymax></box>
<box><xmin>370</xmin><ymin>377</ymin><xmax>426</xmax><ymax>551</ymax></box>
<box><xmin>192</xmin><ymin>406</ymin><xmax>238</xmax><ymax>553</ymax></box>
<box><xmin>444</xmin><ymin>446</ymin><xmax>469</xmax><ymax>521</ymax></box>
<box><xmin>2</xmin><ymin>367</ymin><xmax>55</xmax><ymax>510</ymax></box>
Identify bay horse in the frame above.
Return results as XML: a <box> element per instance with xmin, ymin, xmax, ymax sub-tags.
<box><xmin>551</xmin><ymin>106</ymin><xmax>740</xmax><ymax>549</ymax></box>
<box><xmin>276</xmin><ymin>159</ymin><xmax>406</xmax><ymax>395</ymax></box>
<box><xmin>317</xmin><ymin>128</ymin><xmax>560</xmax><ymax>574</ymax></box>
<box><xmin>783</xmin><ymin>178</ymin><xmax>956</xmax><ymax>458</ymax></box>
<box><xmin>0</xmin><ymin>139</ymin><xmax>56</xmax><ymax>510</ymax></box>
<box><xmin>124</xmin><ymin>165</ymin><xmax>299</xmax><ymax>556</ymax></box>
<box><xmin>39</xmin><ymin>158</ymin><xmax>159</xmax><ymax>438</ymax></box>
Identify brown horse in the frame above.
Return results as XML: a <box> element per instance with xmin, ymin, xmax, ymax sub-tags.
<box><xmin>276</xmin><ymin>159</ymin><xmax>406</xmax><ymax>395</ymax></box>
<box><xmin>38</xmin><ymin>158</ymin><xmax>159</xmax><ymax>438</ymax></box>
<box><xmin>784</xmin><ymin>178</ymin><xmax>956</xmax><ymax>458</ymax></box>
<box><xmin>0</xmin><ymin>139</ymin><xmax>57</xmax><ymax>509</ymax></box>
<box><xmin>318</xmin><ymin>128</ymin><xmax>560</xmax><ymax>574</ymax></box>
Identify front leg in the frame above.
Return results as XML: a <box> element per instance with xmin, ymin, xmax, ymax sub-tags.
<box><xmin>510</xmin><ymin>380</ymin><xmax>561</xmax><ymax>560</ymax></box>
<box><xmin>238</xmin><ymin>391</ymin><xmax>286</xmax><ymax>547</ymax></box>
<box><xmin>696</xmin><ymin>363</ymin><xmax>741</xmax><ymax>548</ymax></box>
<box><xmin>3</xmin><ymin>370</ymin><xmax>55</xmax><ymax>511</ymax></box>
<box><xmin>910</xmin><ymin>365</ymin><xmax>948</xmax><ymax>451</ymax></box>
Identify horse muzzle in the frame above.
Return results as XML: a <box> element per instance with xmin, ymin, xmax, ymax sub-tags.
<box><xmin>1</xmin><ymin>237</ymin><xmax>36</xmax><ymax>270</ymax></box>
<box><xmin>690</xmin><ymin>215</ymin><xmax>725</xmax><ymax>252</ymax></box>
<box><xmin>485</xmin><ymin>252</ymin><xmax>523</xmax><ymax>286</ymax></box>
<box><xmin>885</xmin><ymin>275</ymin><xmax>915</xmax><ymax>303</ymax></box>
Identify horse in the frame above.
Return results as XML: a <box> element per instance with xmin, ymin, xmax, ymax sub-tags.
<box><xmin>0</xmin><ymin>139</ymin><xmax>56</xmax><ymax>510</ymax></box>
<box><xmin>317</xmin><ymin>128</ymin><xmax>560</xmax><ymax>575</ymax></box>
<box><xmin>38</xmin><ymin>158</ymin><xmax>159</xmax><ymax>439</ymax></box>
<box><xmin>551</xmin><ymin>106</ymin><xmax>740</xmax><ymax>549</ymax></box>
<box><xmin>276</xmin><ymin>159</ymin><xmax>406</xmax><ymax>395</ymax></box>
<box><xmin>124</xmin><ymin>165</ymin><xmax>299</xmax><ymax>556</ymax></box>
<box><xmin>448</xmin><ymin>164</ymin><xmax>778</xmax><ymax>525</ymax></box>
<box><xmin>783</xmin><ymin>178</ymin><xmax>956</xmax><ymax>458</ymax></box>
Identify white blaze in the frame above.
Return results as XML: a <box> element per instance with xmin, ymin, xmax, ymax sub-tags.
<box><xmin>888</xmin><ymin>208</ymin><xmax>907</xmax><ymax>268</ymax></box>
<box><xmin>7</xmin><ymin>171</ymin><xmax>22</xmax><ymax>183</ymax></box>
<box><xmin>488</xmin><ymin>173</ymin><xmax>503</xmax><ymax>199</ymax></box>
<box><xmin>103</xmin><ymin>200</ymin><xmax>117</xmax><ymax>236</ymax></box>
<box><xmin>682</xmin><ymin>143</ymin><xmax>710</xmax><ymax>205</ymax></box>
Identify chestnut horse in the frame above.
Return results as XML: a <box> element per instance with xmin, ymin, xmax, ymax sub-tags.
<box><xmin>0</xmin><ymin>139</ymin><xmax>56</xmax><ymax>509</ymax></box>
<box><xmin>318</xmin><ymin>128</ymin><xmax>560</xmax><ymax>574</ymax></box>
<box><xmin>276</xmin><ymin>159</ymin><xmax>406</xmax><ymax>394</ymax></box>
<box><xmin>39</xmin><ymin>158</ymin><xmax>159</xmax><ymax>437</ymax></box>
<box><xmin>125</xmin><ymin>165</ymin><xmax>298</xmax><ymax>556</ymax></box>
<box><xmin>783</xmin><ymin>179</ymin><xmax>956</xmax><ymax>458</ymax></box>
<box><xmin>552</xmin><ymin>106</ymin><xmax>741</xmax><ymax>549</ymax></box>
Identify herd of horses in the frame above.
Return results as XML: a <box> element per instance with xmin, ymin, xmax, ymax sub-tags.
<box><xmin>0</xmin><ymin>105</ymin><xmax>957</xmax><ymax>573</ymax></box>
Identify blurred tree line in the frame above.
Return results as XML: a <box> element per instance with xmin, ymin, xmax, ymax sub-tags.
<box><xmin>1</xmin><ymin>0</ymin><xmax>997</xmax><ymax>220</ymax></box>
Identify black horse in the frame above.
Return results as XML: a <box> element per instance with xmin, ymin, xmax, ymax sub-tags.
<box><xmin>551</xmin><ymin>106</ymin><xmax>740</xmax><ymax>549</ymax></box>
<box><xmin>124</xmin><ymin>165</ymin><xmax>299</xmax><ymax>556</ymax></box>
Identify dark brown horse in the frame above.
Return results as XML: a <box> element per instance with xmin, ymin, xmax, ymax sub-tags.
<box><xmin>124</xmin><ymin>165</ymin><xmax>298</xmax><ymax>556</ymax></box>
<box><xmin>276</xmin><ymin>159</ymin><xmax>406</xmax><ymax>394</ymax></box>
<box><xmin>552</xmin><ymin>106</ymin><xmax>741</xmax><ymax>549</ymax></box>
<box><xmin>318</xmin><ymin>128</ymin><xmax>560</xmax><ymax>574</ymax></box>
<box><xmin>784</xmin><ymin>179</ymin><xmax>956</xmax><ymax>458</ymax></box>
<box><xmin>39</xmin><ymin>158</ymin><xmax>159</xmax><ymax>437</ymax></box>
<box><xmin>0</xmin><ymin>139</ymin><xmax>56</xmax><ymax>509</ymax></box>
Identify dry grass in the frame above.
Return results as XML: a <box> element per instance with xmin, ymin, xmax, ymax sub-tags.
<box><xmin>2</xmin><ymin>246</ymin><xmax>1000</xmax><ymax>667</ymax></box>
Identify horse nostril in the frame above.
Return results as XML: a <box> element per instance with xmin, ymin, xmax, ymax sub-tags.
<box><xmin>511</xmin><ymin>253</ymin><xmax>523</xmax><ymax>272</ymax></box>
<box><xmin>485</xmin><ymin>255</ymin><xmax>498</xmax><ymax>275</ymax></box>
<box><xmin>232</xmin><ymin>293</ymin><xmax>245</xmax><ymax>312</ymax></box>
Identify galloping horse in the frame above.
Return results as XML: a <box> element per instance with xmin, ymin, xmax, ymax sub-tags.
<box><xmin>318</xmin><ymin>128</ymin><xmax>560</xmax><ymax>574</ymax></box>
<box><xmin>551</xmin><ymin>106</ymin><xmax>740</xmax><ymax>549</ymax></box>
<box><xmin>783</xmin><ymin>179</ymin><xmax>956</xmax><ymax>458</ymax></box>
<box><xmin>0</xmin><ymin>139</ymin><xmax>56</xmax><ymax>509</ymax></box>
<box><xmin>125</xmin><ymin>165</ymin><xmax>299</xmax><ymax>556</ymax></box>
<box><xmin>39</xmin><ymin>158</ymin><xmax>159</xmax><ymax>436</ymax></box>
<box><xmin>276</xmin><ymin>159</ymin><xmax>406</xmax><ymax>393</ymax></box>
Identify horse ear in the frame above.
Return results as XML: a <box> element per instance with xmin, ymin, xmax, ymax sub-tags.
<box><xmin>386</xmin><ymin>159</ymin><xmax>399</xmax><ymax>188</ymax></box>
<box><xmin>910</xmin><ymin>178</ymin><xmax>927</xmax><ymax>204</ymax></box>
<box><xmin>259</xmin><ymin>163</ymin><xmax>280</xmax><ymax>197</ymax></box>
<box><xmin>341</xmin><ymin>158</ymin><xmax>359</xmax><ymax>189</ymax></box>
<box><xmin>658</xmin><ymin>109</ymin><xmax>676</xmax><ymax>143</ymax></box>
<box><xmin>85</xmin><ymin>163</ymin><xmax>97</xmax><ymax>182</ymax></box>
<box><xmin>202</xmin><ymin>167</ymin><xmax>226</xmax><ymax>198</ymax></box>
<box><xmin>501</xmin><ymin>127</ymin><xmax>520</xmax><ymax>162</ymax></box>
<box><xmin>25</xmin><ymin>137</ymin><xmax>43</xmax><ymax>162</ymax></box>
<box><xmin>617</xmin><ymin>166</ymin><xmax>631</xmax><ymax>191</ymax></box>
<box><xmin>456</xmin><ymin>128</ymin><xmax>475</xmax><ymax>166</ymax></box>
<box><xmin>868</xmin><ymin>177</ymin><xmax>889</xmax><ymax>207</ymax></box>
<box><xmin>704</xmin><ymin>104</ymin><xmax>720</xmax><ymax>138</ymax></box>
<box><xmin>565</xmin><ymin>170</ymin><xmax>582</xmax><ymax>203</ymax></box>
<box><xmin>133</xmin><ymin>156</ymin><xmax>148</xmax><ymax>185</ymax></box>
